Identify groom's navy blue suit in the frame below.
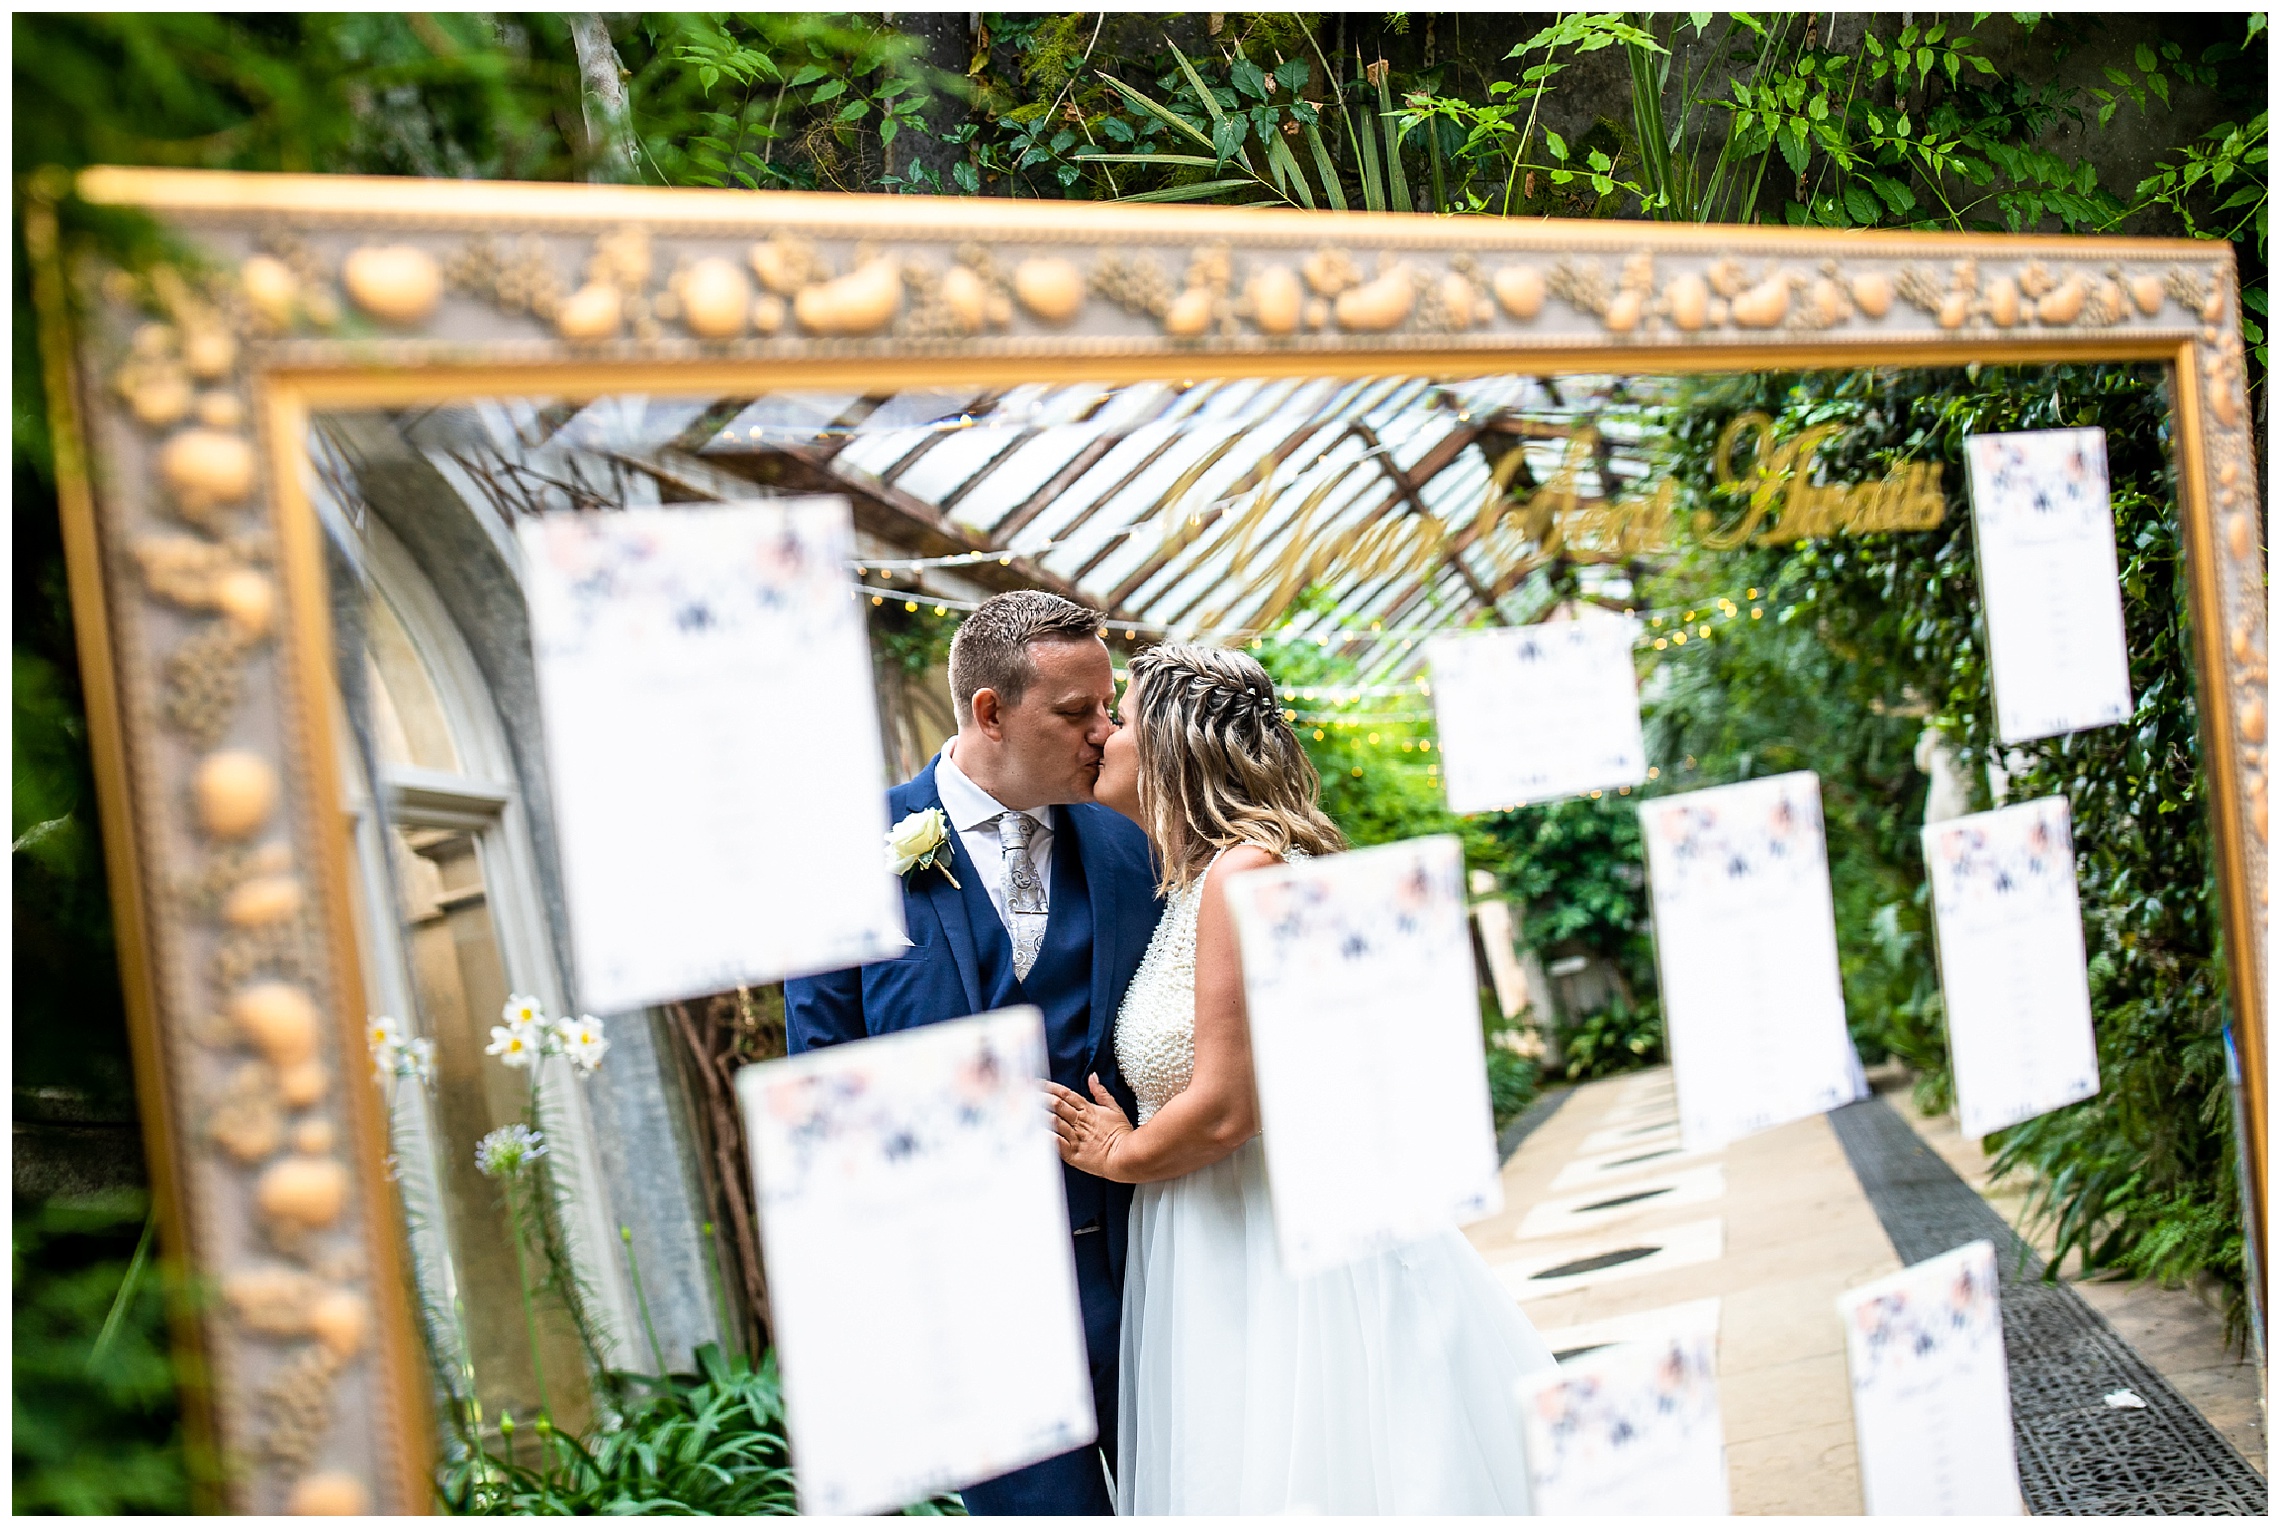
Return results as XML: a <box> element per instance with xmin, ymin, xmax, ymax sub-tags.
<box><xmin>783</xmin><ymin>754</ymin><xmax>1162</xmax><ymax>1516</ymax></box>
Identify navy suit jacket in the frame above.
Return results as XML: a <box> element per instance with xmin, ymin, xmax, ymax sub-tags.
<box><xmin>782</xmin><ymin>755</ymin><xmax>1163</xmax><ymax>1285</ymax></box>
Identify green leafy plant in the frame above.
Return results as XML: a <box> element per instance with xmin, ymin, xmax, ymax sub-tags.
<box><xmin>1639</xmin><ymin>359</ymin><xmax>2245</xmax><ymax>1318</ymax></box>
<box><xmin>1469</xmin><ymin>793</ymin><xmax>1653</xmax><ymax>1003</ymax></box>
<box><xmin>871</xmin><ymin>599</ymin><xmax>961</xmax><ymax>678</ymax></box>
<box><xmin>1080</xmin><ymin>36</ymin><xmax>1366</xmax><ymax>211</ymax></box>
<box><xmin>1560</xmin><ymin>992</ymin><xmax>1665</xmax><ymax>1081</ymax></box>
<box><xmin>1253</xmin><ymin>614</ymin><xmax>1452</xmax><ymax>851</ymax></box>
<box><xmin>2122</xmin><ymin>108</ymin><xmax>2268</xmax><ymax>366</ymax></box>
<box><xmin>1399</xmin><ymin>12</ymin><xmax>1667</xmax><ymax>217</ymax></box>
<box><xmin>440</xmin><ymin>1340</ymin><xmax>962</xmax><ymax>1515</ymax></box>
<box><xmin>642</xmin><ymin>15</ymin><xmax>944</xmax><ymax>194</ymax></box>
<box><xmin>1484</xmin><ymin>1037</ymin><xmax>1542</xmax><ymax>1129</ymax></box>
<box><xmin>12</xmin><ymin>1193</ymin><xmax>193</xmax><ymax>1514</ymax></box>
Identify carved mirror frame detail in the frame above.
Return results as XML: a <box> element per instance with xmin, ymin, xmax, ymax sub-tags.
<box><xmin>32</xmin><ymin>169</ymin><xmax>2265</xmax><ymax>1513</ymax></box>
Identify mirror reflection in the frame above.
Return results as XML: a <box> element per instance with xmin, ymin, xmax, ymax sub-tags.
<box><xmin>308</xmin><ymin>361</ymin><xmax>2228</xmax><ymax>1504</ymax></box>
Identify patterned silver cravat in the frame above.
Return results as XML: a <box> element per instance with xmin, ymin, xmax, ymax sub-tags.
<box><xmin>998</xmin><ymin>810</ymin><xmax>1049</xmax><ymax>981</ymax></box>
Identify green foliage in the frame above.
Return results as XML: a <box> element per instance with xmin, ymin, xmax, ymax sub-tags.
<box><xmin>1560</xmin><ymin>992</ymin><xmax>1666</xmax><ymax>1081</ymax></box>
<box><xmin>1470</xmin><ymin>794</ymin><xmax>1652</xmax><ymax>997</ymax></box>
<box><xmin>1252</xmin><ymin>628</ymin><xmax>1450</xmax><ymax>849</ymax></box>
<box><xmin>12</xmin><ymin>1193</ymin><xmax>192</xmax><ymax>1514</ymax></box>
<box><xmin>1484</xmin><ymin>1039</ymin><xmax>1541</xmax><ymax>1130</ymax></box>
<box><xmin>1645</xmin><ymin>361</ymin><xmax>2242</xmax><ymax>1304</ymax></box>
<box><xmin>443</xmin><ymin>1342</ymin><xmax>793</xmax><ymax>1514</ymax></box>
<box><xmin>13</xmin><ymin>643</ymin><xmax>133</xmax><ymax>1106</ymax></box>
<box><xmin>636</xmin><ymin>15</ymin><xmax>948</xmax><ymax>193</ymax></box>
<box><xmin>2127</xmin><ymin>110</ymin><xmax>2268</xmax><ymax>367</ymax></box>
<box><xmin>871</xmin><ymin>599</ymin><xmax>962</xmax><ymax>679</ymax></box>
<box><xmin>1631</xmin><ymin>494</ymin><xmax>1945</xmax><ymax>1076</ymax></box>
<box><xmin>442</xmin><ymin>1342</ymin><xmax>964</xmax><ymax>1515</ymax></box>
<box><xmin>1992</xmin><ymin>978</ymin><xmax>2242</xmax><ymax>1300</ymax></box>
<box><xmin>13</xmin><ymin>14</ymin><xmax>582</xmax><ymax>181</ymax></box>
<box><xmin>1078</xmin><ymin>36</ymin><xmax>1357</xmax><ymax>211</ymax></box>
<box><xmin>1400</xmin><ymin>12</ymin><xmax>1665</xmax><ymax>217</ymax></box>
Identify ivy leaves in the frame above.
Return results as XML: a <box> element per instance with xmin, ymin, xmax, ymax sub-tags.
<box><xmin>654</xmin><ymin>17</ymin><xmax>939</xmax><ymax>193</ymax></box>
<box><xmin>1722</xmin><ymin>24</ymin><xmax>2037</xmax><ymax>232</ymax></box>
<box><xmin>1649</xmin><ymin>363</ymin><xmax>2247</xmax><ymax>1303</ymax></box>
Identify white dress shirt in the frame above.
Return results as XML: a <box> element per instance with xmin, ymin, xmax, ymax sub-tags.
<box><xmin>935</xmin><ymin>744</ymin><xmax>1054</xmax><ymax>940</ymax></box>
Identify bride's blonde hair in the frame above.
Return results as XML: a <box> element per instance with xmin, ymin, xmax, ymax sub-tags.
<box><xmin>1125</xmin><ymin>642</ymin><xmax>1345</xmax><ymax>893</ymax></box>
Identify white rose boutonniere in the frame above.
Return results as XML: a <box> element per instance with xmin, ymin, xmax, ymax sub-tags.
<box><xmin>886</xmin><ymin>807</ymin><xmax>961</xmax><ymax>888</ymax></box>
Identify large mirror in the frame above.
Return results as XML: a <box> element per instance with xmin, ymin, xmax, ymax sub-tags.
<box><xmin>309</xmin><ymin>358</ymin><xmax>2238</xmax><ymax>1479</ymax></box>
<box><xmin>39</xmin><ymin>170</ymin><xmax>2265</xmax><ymax>1512</ymax></box>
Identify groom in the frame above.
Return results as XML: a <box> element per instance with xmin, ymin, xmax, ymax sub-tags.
<box><xmin>785</xmin><ymin>590</ymin><xmax>1162</xmax><ymax>1516</ymax></box>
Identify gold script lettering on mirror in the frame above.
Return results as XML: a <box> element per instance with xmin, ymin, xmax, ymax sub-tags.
<box><xmin>1194</xmin><ymin>400</ymin><xmax>1945</xmax><ymax>628</ymax></box>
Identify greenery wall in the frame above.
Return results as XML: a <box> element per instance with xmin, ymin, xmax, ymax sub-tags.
<box><xmin>13</xmin><ymin>11</ymin><xmax>2266</xmax><ymax>1511</ymax></box>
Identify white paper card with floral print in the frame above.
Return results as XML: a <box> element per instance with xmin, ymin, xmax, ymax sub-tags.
<box><xmin>1516</xmin><ymin>1315</ymin><xmax>1732</xmax><ymax>1516</ymax></box>
<box><xmin>1924</xmin><ymin>797</ymin><xmax>2101</xmax><ymax>1138</ymax></box>
<box><xmin>519</xmin><ymin>498</ymin><xmax>906</xmax><ymax>1011</ymax></box>
<box><xmin>1964</xmin><ymin>428</ymin><xmax>2133</xmax><ymax>743</ymax></box>
<box><xmin>1225</xmin><ymin>834</ymin><xmax>1503</xmax><ymax>1278</ymax></box>
<box><xmin>1640</xmin><ymin>772</ymin><xmax>1867</xmax><ymax>1153</ymax></box>
<box><xmin>1840</xmin><ymin>1240</ymin><xmax>2025</xmax><ymax>1516</ymax></box>
<box><xmin>737</xmin><ymin>1006</ymin><xmax>1095</xmax><ymax>1516</ymax></box>
<box><xmin>1427</xmin><ymin>617</ymin><xmax>1648</xmax><ymax>814</ymax></box>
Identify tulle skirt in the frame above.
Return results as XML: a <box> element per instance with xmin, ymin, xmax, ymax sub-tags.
<box><xmin>1116</xmin><ymin>1137</ymin><xmax>1557</xmax><ymax>1515</ymax></box>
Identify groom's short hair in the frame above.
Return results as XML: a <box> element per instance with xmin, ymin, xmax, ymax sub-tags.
<box><xmin>948</xmin><ymin>590</ymin><xmax>1106</xmax><ymax>725</ymax></box>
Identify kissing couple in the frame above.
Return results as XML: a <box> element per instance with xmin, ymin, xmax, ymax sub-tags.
<box><xmin>787</xmin><ymin>591</ymin><xmax>1555</xmax><ymax>1515</ymax></box>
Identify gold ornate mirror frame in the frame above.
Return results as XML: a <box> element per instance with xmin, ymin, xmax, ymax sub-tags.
<box><xmin>31</xmin><ymin>167</ymin><xmax>2266</xmax><ymax>1513</ymax></box>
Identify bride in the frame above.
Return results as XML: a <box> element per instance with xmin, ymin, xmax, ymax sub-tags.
<box><xmin>1045</xmin><ymin>643</ymin><xmax>1557</xmax><ymax>1515</ymax></box>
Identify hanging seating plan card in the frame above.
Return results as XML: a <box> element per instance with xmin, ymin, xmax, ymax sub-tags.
<box><xmin>1426</xmin><ymin>618</ymin><xmax>1649</xmax><ymax>815</ymax></box>
<box><xmin>1840</xmin><ymin>1240</ymin><xmax>2025</xmax><ymax>1516</ymax></box>
<box><xmin>1224</xmin><ymin>835</ymin><xmax>1503</xmax><ymax>1277</ymax></box>
<box><xmin>1924</xmin><ymin>797</ymin><xmax>2101</xmax><ymax>1139</ymax></box>
<box><xmin>1516</xmin><ymin>1317</ymin><xmax>1732</xmax><ymax>1516</ymax></box>
<box><xmin>1639</xmin><ymin>772</ymin><xmax>1866</xmax><ymax>1152</ymax></box>
<box><xmin>736</xmin><ymin>1007</ymin><xmax>1095</xmax><ymax>1516</ymax></box>
<box><xmin>518</xmin><ymin>498</ymin><xmax>906</xmax><ymax>1012</ymax></box>
<box><xmin>1964</xmin><ymin>428</ymin><xmax>2134</xmax><ymax>743</ymax></box>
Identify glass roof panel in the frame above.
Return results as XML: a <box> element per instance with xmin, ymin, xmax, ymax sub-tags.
<box><xmin>654</xmin><ymin>370</ymin><xmax>1647</xmax><ymax>638</ymax></box>
<box><xmin>1012</xmin><ymin>420</ymin><xmax>1189</xmax><ymax>547</ymax></box>
<box><xmin>894</xmin><ymin>422</ymin><xmax>1038</xmax><ymax>509</ymax></box>
<box><xmin>948</xmin><ymin>426</ymin><xmax>1109</xmax><ymax>534</ymax></box>
<box><xmin>702</xmin><ymin>392</ymin><xmax>863</xmax><ymax>449</ymax></box>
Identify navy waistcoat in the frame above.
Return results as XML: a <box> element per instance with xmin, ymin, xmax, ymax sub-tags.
<box><xmin>953</xmin><ymin>812</ymin><xmax>1108</xmax><ymax>1230</ymax></box>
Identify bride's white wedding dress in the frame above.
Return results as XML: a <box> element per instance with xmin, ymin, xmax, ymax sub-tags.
<box><xmin>1112</xmin><ymin>853</ymin><xmax>1558</xmax><ymax>1515</ymax></box>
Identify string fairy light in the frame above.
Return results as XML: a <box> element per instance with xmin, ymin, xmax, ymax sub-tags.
<box><xmin>854</xmin><ymin>540</ymin><xmax>1060</xmax><ymax>574</ymax></box>
<box><xmin>847</xmin><ymin>555</ymin><xmax>1789</xmax><ymax>678</ymax></box>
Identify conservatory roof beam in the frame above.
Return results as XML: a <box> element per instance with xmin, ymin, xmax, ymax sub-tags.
<box><xmin>1157</xmin><ymin>453</ymin><xmax>1390</xmax><ymax>633</ymax></box>
<box><xmin>1103</xmin><ymin>414</ymin><xmax>1342</xmax><ymax>611</ymax></box>
<box><xmin>1033</xmin><ymin>381</ymin><xmax>1239</xmax><ymax>571</ymax></box>
<box><xmin>986</xmin><ymin>431</ymin><xmax>1126</xmax><ymax>544</ymax></box>
<box><xmin>873</xmin><ymin>391</ymin><xmax>1006</xmax><ymax>487</ymax></box>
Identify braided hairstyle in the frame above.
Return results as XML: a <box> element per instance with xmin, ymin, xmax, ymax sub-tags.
<box><xmin>1124</xmin><ymin>642</ymin><xmax>1346</xmax><ymax>893</ymax></box>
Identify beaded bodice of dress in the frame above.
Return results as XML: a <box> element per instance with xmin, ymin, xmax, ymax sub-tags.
<box><xmin>1114</xmin><ymin>846</ymin><xmax>1303</xmax><ymax>1124</ymax></box>
<box><xmin>1114</xmin><ymin>876</ymin><xmax>1206</xmax><ymax>1125</ymax></box>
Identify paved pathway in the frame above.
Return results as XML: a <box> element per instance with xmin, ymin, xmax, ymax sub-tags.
<box><xmin>1885</xmin><ymin>1080</ymin><xmax>2267</xmax><ymax>1473</ymax></box>
<box><xmin>1467</xmin><ymin>1064</ymin><xmax>2267</xmax><ymax>1514</ymax></box>
<box><xmin>1471</xmin><ymin>1067</ymin><xmax>1899</xmax><ymax>1513</ymax></box>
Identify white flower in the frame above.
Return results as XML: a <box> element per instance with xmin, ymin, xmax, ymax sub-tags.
<box><xmin>886</xmin><ymin>807</ymin><xmax>959</xmax><ymax>886</ymax></box>
<box><xmin>367</xmin><ymin>1015</ymin><xmax>404</xmax><ymax>1078</ymax></box>
<box><xmin>555</xmin><ymin>1014</ymin><xmax>611</xmax><ymax>1075</ymax></box>
<box><xmin>487</xmin><ymin>1022</ymin><xmax>540</xmax><ymax>1069</ymax></box>
<box><xmin>501</xmin><ymin>993</ymin><xmax>547</xmax><ymax>1030</ymax></box>
<box><xmin>886</xmin><ymin>807</ymin><xmax>949</xmax><ymax>874</ymax></box>
<box><xmin>401</xmin><ymin>1035</ymin><xmax>438</xmax><ymax>1086</ymax></box>
<box><xmin>475</xmin><ymin>1123</ymin><xmax>546</xmax><ymax>1178</ymax></box>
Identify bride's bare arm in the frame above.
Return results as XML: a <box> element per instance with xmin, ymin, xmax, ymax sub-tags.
<box><xmin>1046</xmin><ymin>845</ymin><xmax>1270</xmax><ymax>1184</ymax></box>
